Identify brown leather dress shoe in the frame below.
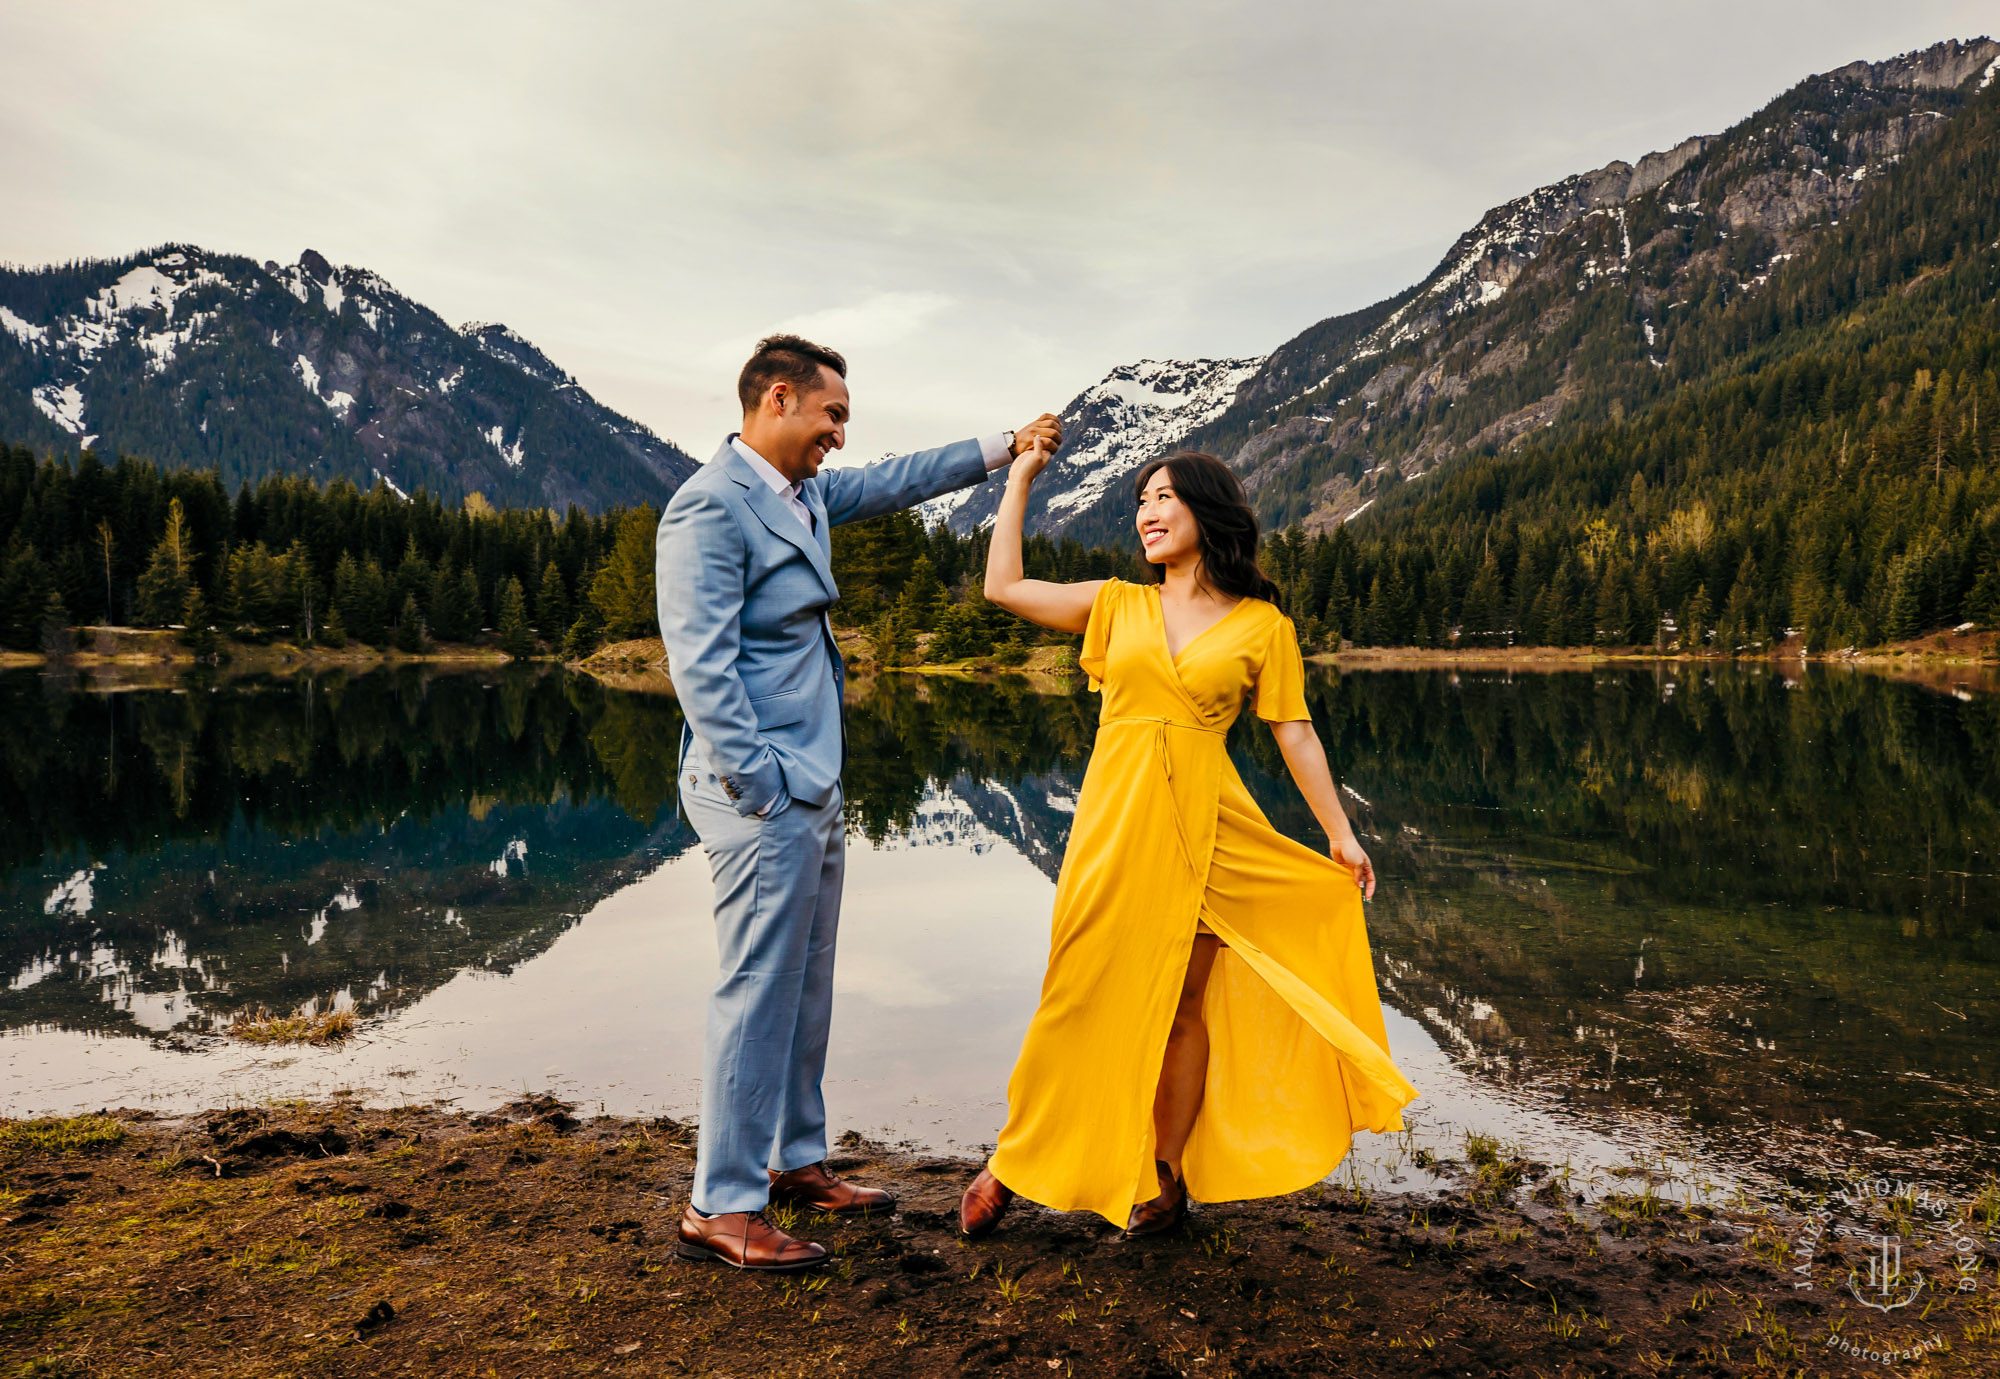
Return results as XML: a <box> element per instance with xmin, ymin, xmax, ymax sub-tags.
<box><xmin>675</xmin><ymin>1206</ymin><xmax>828</xmax><ymax>1272</ymax></box>
<box><xmin>1124</xmin><ymin>1160</ymin><xmax>1187</xmax><ymax>1237</ymax></box>
<box><xmin>959</xmin><ymin>1166</ymin><xmax>1015</xmax><ymax>1238</ymax></box>
<box><xmin>768</xmin><ymin>1162</ymin><xmax>896</xmax><ymax>1215</ymax></box>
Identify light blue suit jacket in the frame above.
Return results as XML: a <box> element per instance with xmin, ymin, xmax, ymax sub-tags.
<box><xmin>655</xmin><ymin>435</ymin><xmax>991</xmax><ymax>816</ymax></box>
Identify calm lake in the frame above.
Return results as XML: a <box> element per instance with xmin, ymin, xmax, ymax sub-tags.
<box><xmin>3</xmin><ymin>661</ymin><xmax>1996</xmax><ymax>1202</ymax></box>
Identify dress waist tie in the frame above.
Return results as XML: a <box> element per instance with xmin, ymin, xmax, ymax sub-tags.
<box><xmin>1099</xmin><ymin>715</ymin><xmax>1226</xmax><ymax>881</ymax></box>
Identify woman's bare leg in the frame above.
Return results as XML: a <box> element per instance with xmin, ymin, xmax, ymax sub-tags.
<box><xmin>1152</xmin><ymin>933</ymin><xmax>1223</xmax><ymax>1181</ymax></box>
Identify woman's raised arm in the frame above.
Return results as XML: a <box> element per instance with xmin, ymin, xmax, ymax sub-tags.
<box><xmin>983</xmin><ymin>439</ymin><xmax>1104</xmax><ymax>633</ymax></box>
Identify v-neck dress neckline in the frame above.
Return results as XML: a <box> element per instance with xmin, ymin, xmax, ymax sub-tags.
<box><xmin>1152</xmin><ymin>584</ymin><xmax>1249</xmax><ymax>665</ymax></box>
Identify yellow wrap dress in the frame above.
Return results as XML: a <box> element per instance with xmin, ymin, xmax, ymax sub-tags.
<box><xmin>987</xmin><ymin>579</ymin><xmax>1419</xmax><ymax>1226</ymax></box>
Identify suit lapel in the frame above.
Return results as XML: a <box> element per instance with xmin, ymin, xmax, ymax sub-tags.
<box><xmin>715</xmin><ymin>441</ymin><xmax>839</xmax><ymax>600</ymax></box>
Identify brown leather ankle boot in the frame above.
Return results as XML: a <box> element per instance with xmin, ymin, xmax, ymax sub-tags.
<box><xmin>1124</xmin><ymin>1160</ymin><xmax>1187</xmax><ymax>1237</ymax></box>
<box><xmin>959</xmin><ymin>1166</ymin><xmax>1015</xmax><ymax>1238</ymax></box>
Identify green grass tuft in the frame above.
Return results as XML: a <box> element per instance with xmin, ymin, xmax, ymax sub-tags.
<box><xmin>0</xmin><ymin>1115</ymin><xmax>127</xmax><ymax>1158</ymax></box>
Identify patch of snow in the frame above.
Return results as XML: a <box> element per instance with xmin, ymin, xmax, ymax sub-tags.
<box><xmin>1614</xmin><ymin>206</ymin><xmax>1631</xmax><ymax>261</ymax></box>
<box><xmin>491</xmin><ymin>838</ymin><xmax>528</xmax><ymax>878</ymax></box>
<box><xmin>1983</xmin><ymin>55</ymin><xmax>2000</xmax><ymax>89</ymax></box>
<box><xmin>372</xmin><ymin>468</ymin><xmax>409</xmax><ymax>500</ymax></box>
<box><xmin>321</xmin><ymin>278</ymin><xmax>345</xmax><ymax>316</ymax></box>
<box><xmin>438</xmin><ymin>366</ymin><xmax>463</xmax><ymax>395</ymax></box>
<box><xmin>293</xmin><ymin>354</ymin><xmax>322</xmax><ymax>395</ymax></box>
<box><xmin>0</xmin><ymin>305</ymin><xmax>48</xmax><ymax>346</ymax></box>
<box><xmin>91</xmin><ymin>260</ymin><xmax>226</xmax><ymax>324</ymax></box>
<box><xmin>330</xmin><ymin>886</ymin><xmax>361</xmax><ymax>911</ymax></box>
<box><xmin>324</xmin><ymin>390</ymin><xmax>356</xmax><ymax>418</ymax></box>
<box><xmin>9</xmin><ymin>954</ymin><xmax>58</xmax><ymax>992</ymax></box>
<box><xmin>1955</xmin><ymin>621</ymin><xmax>1977</xmax><ymax>632</ymax></box>
<box><xmin>43</xmin><ymin>868</ymin><xmax>94</xmax><ymax>916</ymax></box>
<box><xmin>1342</xmin><ymin>497</ymin><xmax>1374</xmax><ymax>523</ymax></box>
<box><xmin>1475</xmin><ymin>279</ymin><xmax>1503</xmax><ymax>305</ymax></box>
<box><xmin>154</xmin><ymin>932</ymin><xmax>190</xmax><ymax>969</ymax></box>
<box><xmin>484</xmin><ymin>424</ymin><xmax>526</xmax><ymax>468</ymax></box>
<box><xmin>1642</xmin><ymin>321</ymin><xmax>1656</xmax><ymax>347</ymax></box>
<box><xmin>32</xmin><ymin>383</ymin><xmax>86</xmax><ymax>435</ymax></box>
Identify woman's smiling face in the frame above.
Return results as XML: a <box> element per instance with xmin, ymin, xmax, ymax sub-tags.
<box><xmin>1137</xmin><ymin>469</ymin><xmax>1200</xmax><ymax>567</ymax></box>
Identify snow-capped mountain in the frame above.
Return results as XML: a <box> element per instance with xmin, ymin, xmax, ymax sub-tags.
<box><xmin>924</xmin><ymin>356</ymin><xmax>1262</xmax><ymax>535</ymax></box>
<box><xmin>0</xmin><ymin>246</ymin><xmax>697</xmax><ymax>511</ymax></box>
<box><xmin>1032</xmin><ymin>36</ymin><xmax>2000</xmax><ymax>547</ymax></box>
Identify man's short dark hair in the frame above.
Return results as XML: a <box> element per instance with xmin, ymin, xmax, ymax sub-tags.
<box><xmin>737</xmin><ymin>334</ymin><xmax>847</xmax><ymax>413</ymax></box>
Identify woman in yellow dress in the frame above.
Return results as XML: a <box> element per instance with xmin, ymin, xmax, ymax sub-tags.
<box><xmin>959</xmin><ymin>445</ymin><xmax>1419</xmax><ymax>1237</ymax></box>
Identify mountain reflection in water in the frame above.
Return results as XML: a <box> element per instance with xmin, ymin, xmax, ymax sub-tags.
<box><xmin>1</xmin><ymin>663</ymin><xmax>1995</xmax><ymax>1190</ymax></box>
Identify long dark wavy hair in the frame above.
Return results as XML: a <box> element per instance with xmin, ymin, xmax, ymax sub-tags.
<box><xmin>1133</xmin><ymin>452</ymin><xmax>1280</xmax><ymax>602</ymax></box>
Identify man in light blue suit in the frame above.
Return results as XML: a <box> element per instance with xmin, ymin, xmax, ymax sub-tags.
<box><xmin>657</xmin><ymin>334</ymin><xmax>1062</xmax><ymax>1271</ymax></box>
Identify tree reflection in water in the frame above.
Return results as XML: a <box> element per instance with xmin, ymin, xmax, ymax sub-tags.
<box><xmin>1</xmin><ymin>662</ymin><xmax>1995</xmax><ymax>1184</ymax></box>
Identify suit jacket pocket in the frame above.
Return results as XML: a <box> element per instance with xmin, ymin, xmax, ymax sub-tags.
<box><xmin>748</xmin><ymin>687</ymin><xmax>809</xmax><ymax>730</ymax></box>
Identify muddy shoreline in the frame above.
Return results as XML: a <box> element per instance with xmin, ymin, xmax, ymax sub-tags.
<box><xmin>4</xmin><ymin>1099</ymin><xmax>1994</xmax><ymax>1376</ymax></box>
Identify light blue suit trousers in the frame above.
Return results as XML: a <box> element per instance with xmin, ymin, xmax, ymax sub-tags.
<box><xmin>657</xmin><ymin>434</ymin><xmax>992</xmax><ymax>1214</ymax></box>
<box><xmin>679</xmin><ymin>778</ymin><xmax>845</xmax><ymax>1213</ymax></box>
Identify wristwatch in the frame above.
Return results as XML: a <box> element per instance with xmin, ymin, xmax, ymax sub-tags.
<box><xmin>1004</xmin><ymin>430</ymin><xmax>1017</xmax><ymax>456</ymax></box>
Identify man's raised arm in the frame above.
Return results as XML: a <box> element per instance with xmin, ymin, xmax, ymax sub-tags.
<box><xmin>818</xmin><ymin>415</ymin><xmax>1064</xmax><ymax>528</ymax></box>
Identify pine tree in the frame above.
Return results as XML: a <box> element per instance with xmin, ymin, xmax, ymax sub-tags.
<box><xmin>136</xmin><ymin>497</ymin><xmax>194</xmax><ymax>626</ymax></box>
<box><xmin>873</xmin><ymin>608</ymin><xmax>917</xmax><ymax>666</ymax></box>
<box><xmin>589</xmin><ymin>506</ymin><xmax>659</xmax><ymax>641</ymax></box>
<box><xmin>535</xmin><ymin>560</ymin><xmax>571</xmax><ymax>636</ymax></box>
<box><xmin>496</xmin><ymin>576</ymin><xmax>534</xmax><ymax>659</ymax></box>
<box><xmin>320</xmin><ymin>606</ymin><xmax>348</xmax><ymax>649</ymax></box>
<box><xmin>928</xmin><ymin>597</ymin><xmax>988</xmax><ymax>660</ymax></box>
<box><xmin>561</xmin><ymin>601</ymin><xmax>606</xmax><ymax>660</ymax></box>
<box><xmin>393</xmin><ymin>593</ymin><xmax>427</xmax><ymax>654</ymax></box>
<box><xmin>1884</xmin><ymin>551</ymin><xmax>1926</xmax><ymax>641</ymax></box>
<box><xmin>900</xmin><ymin>556</ymin><xmax>947</xmax><ymax>631</ymax></box>
<box><xmin>178</xmin><ymin>584</ymin><xmax>217</xmax><ymax>658</ymax></box>
<box><xmin>0</xmin><ymin>541</ymin><xmax>57</xmax><ymax>650</ymax></box>
<box><xmin>1682</xmin><ymin>584</ymin><xmax>1712</xmax><ymax>652</ymax></box>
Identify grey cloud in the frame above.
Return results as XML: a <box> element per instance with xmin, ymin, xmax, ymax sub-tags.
<box><xmin>0</xmin><ymin>0</ymin><xmax>1988</xmax><ymax>460</ymax></box>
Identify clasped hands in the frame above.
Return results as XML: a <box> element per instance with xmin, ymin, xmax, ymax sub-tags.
<box><xmin>1010</xmin><ymin>414</ymin><xmax>1063</xmax><ymax>481</ymax></box>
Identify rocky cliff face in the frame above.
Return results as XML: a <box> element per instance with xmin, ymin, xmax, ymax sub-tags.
<box><xmin>0</xmin><ymin>246</ymin><xmax>696</xmax><ymax>511</ymax></box>
<box><xmin>1031</xmin><ymin>37</ymin><xmax>2000</xmax><ymax>547</ymax></box>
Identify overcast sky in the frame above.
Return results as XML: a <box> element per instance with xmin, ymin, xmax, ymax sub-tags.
<box><xmin>2</xmin><ymin>2</ymin><xmax>1991</xmax><ymax>461</ymax></box>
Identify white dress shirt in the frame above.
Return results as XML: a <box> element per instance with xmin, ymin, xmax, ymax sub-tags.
<box><xmin>731</xmin><ymin>432</ymin><xmax>1017</xmax><ymax>537</ymax></box>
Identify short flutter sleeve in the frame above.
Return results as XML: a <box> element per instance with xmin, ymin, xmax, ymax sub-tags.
<box><xmin>1077</xmin><ymin>579</ymin><xmax>1124</xmax><ymax>692</ymax></box>
<box><xmin>1253</xmin><ymin>613</ymin><xmax>1312</xmax><ymax>723</ymax></box>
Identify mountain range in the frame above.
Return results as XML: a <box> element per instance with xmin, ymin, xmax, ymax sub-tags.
<box><xmin>0</xmin><ymin>247</ymin><xmax>696</xmax><ymax>511</ymax></box>
<box><xmin>930</xmin><ymin>35</ymin><xmax>2000</xmax><ymax>548</ymax></box>
<box><xmin>2</xmin><ymin>36</ymin><xmax>1995</xmax><ymax>544</ymax></box>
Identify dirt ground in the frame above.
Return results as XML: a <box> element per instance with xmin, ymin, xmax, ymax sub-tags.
<box><xmin>4</xmin><ymin>1100</ymin><xmax>1996</xmax><ymax>1377</ymax></box>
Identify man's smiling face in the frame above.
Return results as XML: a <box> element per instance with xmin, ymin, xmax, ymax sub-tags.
<box><xmin>770</xmin><ymin>366</ymin><xmax>849</xmax><ymax>481</ymax></box>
